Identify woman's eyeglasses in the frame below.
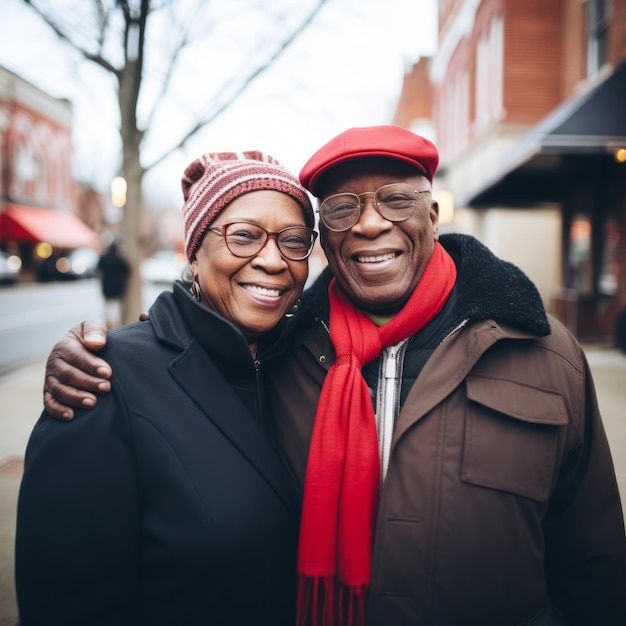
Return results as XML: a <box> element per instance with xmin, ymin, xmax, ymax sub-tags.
<box><xmin>207</xmin><ymin>222</ymin><xmax>318</xmax><ymax>261</ymax></box>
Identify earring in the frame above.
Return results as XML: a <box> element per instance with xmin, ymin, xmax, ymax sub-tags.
<box><xmin>285</xmin><ymin>298</ymin><xmax>301</xmax><ymax>318</ymax></box>
<box><xmin>189</xmin><ymin>277</ymin><xmax>202</xmax><ymax>303</ymax></box>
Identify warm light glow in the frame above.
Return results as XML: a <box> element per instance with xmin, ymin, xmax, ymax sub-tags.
<box><xmin>55</xmin><ymin>257</ymin><xmax>71</xmax><ymax>274</ymax></box>
<box><xmin>615</xmin><ymin>148</ymin><xmax>626</xmax><ymax>163</ymax></box>
<box><xmin>6</xmin><ymin>254</ymin><xmax>22</xmax><ymax>271</ymax></box>
<box><xmin>35</xmin><ymin>242</ymin><xmax>53</xmax><ymax>259</ymax></box>
<box><xmin>571</xmin><ymin>218</ymin><xmax>592</xmax><ymax>240</ymax></box>
<box><xmin>111</xmin><ymin>176</ymin><xmax>128</xmax><ymax>208</ymax></box>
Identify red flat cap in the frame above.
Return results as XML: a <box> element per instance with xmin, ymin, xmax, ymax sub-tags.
<box><xmin>299</xmin><ymin>125</ymin><xmax>439</xmax><ymax>195</ymax></box>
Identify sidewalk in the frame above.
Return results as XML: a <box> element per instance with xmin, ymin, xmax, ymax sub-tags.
<box><xmin>0</xmin><ymin>348</ymin><xmax>625</xmax><ymax>624</ymax></box>
<box><xmin>0</xmin><ymin>359</ymin><xmax>43</xmax><ymax>626</ymax></box>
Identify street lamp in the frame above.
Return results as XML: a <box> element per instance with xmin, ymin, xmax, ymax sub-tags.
<box><xmin>110</xmin><ymin>176</ymin><xmax>127</xmax><ymax>208</ymax></box>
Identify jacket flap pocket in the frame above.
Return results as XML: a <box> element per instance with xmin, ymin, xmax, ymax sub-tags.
<box><xmin>463</xmin><ymin>376</ymin><xmax>568</xmax><ymax>501</ymax></box>
<box><xmin>466</xmin><ymin>376</ymin><xmax>568</xmax><ymax>426</ymax></box>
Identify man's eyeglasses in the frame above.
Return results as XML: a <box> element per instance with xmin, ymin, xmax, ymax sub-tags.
<box><xmin>207</xmin><ymin>222</ymin><xmax>318</xmax><ymax>261</ymax></box>
<box><xmin>317</xmin><ymin>183</ymin><xmax>432</xmax><ymax>232</ymax></box>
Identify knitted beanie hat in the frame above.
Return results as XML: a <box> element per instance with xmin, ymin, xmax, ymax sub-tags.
<box><xmin>182</xmin><ymin>150</ymin><xmax>314</xmax><ymax>261</ymax></box>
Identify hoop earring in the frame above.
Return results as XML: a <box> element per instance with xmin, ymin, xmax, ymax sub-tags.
<box><xmin>189</xmin><ymin>277</ymin><xmax>202</xmax><ymax>303</ymax></box>
<box><xmin>285</xmin><ymin>298</ymin><xmax>301</xmax><ymax>318</ymax></box>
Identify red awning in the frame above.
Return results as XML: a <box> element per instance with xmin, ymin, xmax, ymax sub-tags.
<box><xmin>0</xmin><ymin>204</ymin><xmax>101</xmax><ymax>250</ymax></box>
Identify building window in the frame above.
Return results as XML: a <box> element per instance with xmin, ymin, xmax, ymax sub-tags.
<box><xmin>439</xmin><ymin>68</ymin><xmax>470</xmax><ymax>161</ymax></box>
<box><xmin>599</xmin><ymin>217</ymin><xmax>619</xmax><ymax>296</ymax></box>
<box><xmin>454</xmin><ymin>69</ymin><xmax>470</xmax><ymax>156</ymax></box>
<box><xmin>474</xmin><ymin>13</ymin><xmax>504</xmax><ymax>135</ymax></box>
<box><xmin>13</xmin><ymin>143</ymin><xmax>38</xmax><ymax>199</ymax></box>
<box><xmin>587</xmin><ymin>0</ymin><xmax>610</xmax><ymax>75</ymax></box>
<box><xmin>568</xmin><ymin>215</ymin><xmax>593</xmax><ymax>294</ymax></box>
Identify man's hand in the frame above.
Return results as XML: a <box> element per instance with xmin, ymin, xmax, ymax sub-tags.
<box><xmin>43</xmin><ymin>319</ymin><xmax>112</xmax><ymax>421</ymax></box>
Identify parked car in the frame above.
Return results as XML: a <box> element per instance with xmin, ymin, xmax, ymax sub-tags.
<box><xmin>141</xmin><ymin>250</ymin><xmax>187</xmax><ymax>285</ymax></box>
<box><xmin>0</xmin><ymin>250</ymin><xmax>22</xmax><ymax>284</ymax></box>
<box><xmin>38</xmin><ymin>247</ymin><xmax>100</xmax><ymax>281</ymax></box>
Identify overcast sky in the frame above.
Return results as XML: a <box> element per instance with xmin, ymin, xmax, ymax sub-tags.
<box><xmin>0</xmin><ymin>0</ymin><xmax>438</xmax><ymax>209</ymax></box>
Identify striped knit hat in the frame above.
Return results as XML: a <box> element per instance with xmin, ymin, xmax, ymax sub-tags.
<box><xmin>182</xmin><ymin>151</ymin><xmax>314</xmax><ymax>261</ymax></box>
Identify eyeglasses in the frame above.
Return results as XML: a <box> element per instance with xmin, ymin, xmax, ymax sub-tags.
<box><xmin>207</xmin><ymin>222</ymin><xmax>318</xmax><ymax>261</ymax></box>
<box><xmin>317</xmin><ymin>183</ymin><xmax>432</xmax><ymax>232</ymax></box>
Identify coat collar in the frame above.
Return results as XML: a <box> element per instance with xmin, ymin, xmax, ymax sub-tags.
<box><xmin>148</xmin><ymin>283</ymin><xmax>300</xmax><ymax>512</ymax></box>
<box><xmin>150</xmin><ymin>281</ymin><xmax>255</xmax><ymax>365</ymax></box>
<box><xmin>441</xmin><ymin>233</ymin><xmax>550</xmax><ymax>337</ymax></box>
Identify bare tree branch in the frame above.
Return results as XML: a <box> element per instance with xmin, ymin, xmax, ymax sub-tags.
<box><xmin>132</xmin><ymin>0</ymin><xmax>149</xmax><ymax>104</ymax></box>
<box><xmin>21</xmin><ymin>0</ymin><xmax>120</xmax><ymax>76</ymax></box>
<box><xmin>140</xmin><ymin>4</ymin><xmax>202</xmax><ymax>133</ymax></box>
<box><xmin>93</xmin><ymin>0</ymin><xmax>109</xmax><ymax>49</ymax></box>
<box><xmin>146</xmin><ymin>0</ymin><xmax>331</xmax><ymax>171</ymax></box>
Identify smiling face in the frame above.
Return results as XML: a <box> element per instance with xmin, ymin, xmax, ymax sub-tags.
<box><xmin>191</xmin><ymin>190</ymin><xmax>310</xmax><ymax>341</ymax></box>
<box><xmin>318</xmin><ymin>158</ymin><xmax>439</xmax><ymax>313</ymax></box>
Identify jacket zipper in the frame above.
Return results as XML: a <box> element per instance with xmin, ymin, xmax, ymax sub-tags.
<box><xmin>319</xmin><ymin>318</ymin><xmax>408</xmax><ymax>484</ymax></box>
<box><xmin>377</xmin><ymin>339</ymin><xmax>409</xmax><ymax>485</ymax></box>
<box><xmin>320</xmin><ymin>318</ymin><xmax>330</xmax><ymax>335</ymax></box>
<box><xmin>254</xmin><ymin>358</ymin><xmax>262</xmax><ymax>424</ymax></box>
<box><xmin>375</xmin><ymin>319</ymin><xmax>469</xmax><ymax>482</ymax></box>
<box><xmin>442</xmin><ymin>318</ymin><xmax>469</xmax><ymax>342</ymax></box>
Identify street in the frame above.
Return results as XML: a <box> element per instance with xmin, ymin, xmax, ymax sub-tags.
<box><xmin>0</xmin><ymin>279</ymin><xmax>165</xmax><ymax>373</ymax></box>
<box><xmin>0</xmin><ymin>280</ymin><xmax>103</xmax><ymax>373</ymax></box>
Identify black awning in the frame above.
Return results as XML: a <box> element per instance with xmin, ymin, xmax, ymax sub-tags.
<box><xmin>461</xmin><ymin>60</ymin><xmax>626</xmax><ymax>207</ymax></box>
<box><xmin>547</xmin><ymin>62</ymin><xmax>626</xmax><ymax>141</ymax></box>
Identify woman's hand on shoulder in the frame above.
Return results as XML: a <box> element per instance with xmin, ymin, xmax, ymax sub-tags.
<box><xmin>43</xmin><ymin>320</ymin><xmax>112</xmax><ymax>421</ymax></box>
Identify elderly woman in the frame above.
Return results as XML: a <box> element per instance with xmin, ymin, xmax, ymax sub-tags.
<box><xmin>15</xmin><ymin>151</ymin><xmax>317</xmax><ymax>625</ymax></box>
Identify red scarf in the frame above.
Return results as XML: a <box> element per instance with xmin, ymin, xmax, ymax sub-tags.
<box><xmin>296</xmin><ymin>242</ymin><xmax>457</xmax><ymax>626</ymax></box>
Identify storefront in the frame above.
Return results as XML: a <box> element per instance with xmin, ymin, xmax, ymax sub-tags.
<box><xmin>0</xmin><ymin>203</ymin><xmax>101</xmax><ymax>280</ymax></box>
<box><xmin>465</xmin><ymin>61</ymin><xmax>626</xmax><ymax>343</ymax></box>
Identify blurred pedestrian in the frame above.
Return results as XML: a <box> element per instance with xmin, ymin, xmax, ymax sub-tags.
<box><xmin>97</xmin><ymin>241</ymin><xmax>131</xmax><ymax>328</ymax></box>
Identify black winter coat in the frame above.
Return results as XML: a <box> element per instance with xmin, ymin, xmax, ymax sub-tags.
<box><xmin>16</xmin><ymin>283</ymin><xmax>300</xmax><ymax>625</ymax></box>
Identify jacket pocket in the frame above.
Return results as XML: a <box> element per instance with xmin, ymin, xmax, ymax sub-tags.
<box><xmin>462</xmin><ymin>376</ymin><xmax>568</xmax><ymax>502</ymax></box>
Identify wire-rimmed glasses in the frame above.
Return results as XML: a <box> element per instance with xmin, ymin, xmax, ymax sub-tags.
<box><xmin>207</xmin><ymin>222</ymin><xmax>318</xmax><ymax>261</ymax></box>
<box><xmin>317</xmin><ymin>183</ymin><xmax>432</xmax><ymax>232</ymax></box>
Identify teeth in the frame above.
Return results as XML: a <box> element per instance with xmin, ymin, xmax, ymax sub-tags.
<box><xmin>245</xmin><ymin>285</ymin><xmax>282</xmax><ymax>297</ymax></box>
<box><xmin>357</xmin><ymin>253</ymin><xmax>395</xmax><ymax>263</ymax></box>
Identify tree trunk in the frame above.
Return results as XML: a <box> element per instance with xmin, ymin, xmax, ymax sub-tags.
<box><xmin>120</xmin><ymin>151</ymin><xmax>145</xmax><ymax>324</ymax></box>
<box><xmin>118</xmin><ymin>59</ymin><xmax>146</xmax><ymax>325</ymax></box>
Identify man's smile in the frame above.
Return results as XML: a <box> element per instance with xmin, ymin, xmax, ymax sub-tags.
<box><xmin>354</xmin><ymin>252</ymin><xmax>397</xmax><ymax>263</ymax></box>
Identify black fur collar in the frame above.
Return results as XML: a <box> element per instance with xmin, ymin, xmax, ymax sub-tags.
<box><xmin>441</xmin><ymin>233</ymin><xmax>550</xmax><ymax>336</ymax></box>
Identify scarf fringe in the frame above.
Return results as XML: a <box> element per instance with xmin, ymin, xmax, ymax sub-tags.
<box><xmin>297</xmin><ymin>575</ymin><xmax>367</xmax><ymax>626</ymax></box>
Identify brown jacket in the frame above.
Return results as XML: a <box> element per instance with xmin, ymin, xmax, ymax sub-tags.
<box><xmin>266</xmin><ymin>234</ymin><xmax>626</xmax><ymax>626</ymax></box>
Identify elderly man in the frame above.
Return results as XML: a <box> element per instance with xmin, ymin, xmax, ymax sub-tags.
<box><xmin>42</xmin><ymin>126</ymin><xmax>626</xmax><ymax>626</ymax></box>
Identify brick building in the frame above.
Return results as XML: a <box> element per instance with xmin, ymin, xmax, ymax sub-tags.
<box><xmin>395</xmin><ymin>0</ymin><xmax>626</xmax><ymax>343</ymax></box>
<box><xmin>0</xmin><ymin>65</ymin><xmax>102</xmax><ymax>279</ymax></box>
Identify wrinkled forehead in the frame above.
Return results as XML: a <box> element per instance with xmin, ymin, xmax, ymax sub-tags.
<box><xmin>315</xmin><ymin>156</ymin><xmax>428</xmax><ymax>198</ymax></box>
